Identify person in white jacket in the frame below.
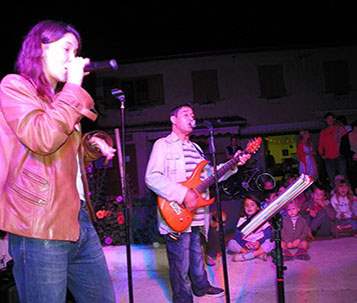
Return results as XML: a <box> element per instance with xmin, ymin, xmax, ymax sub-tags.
<box><xmin>145</xmin><ymin>103</ymin><xmax>250</xmax><ymax>303</ymax></box>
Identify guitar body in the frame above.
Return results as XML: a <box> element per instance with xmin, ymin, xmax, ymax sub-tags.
<box><xmin>157</xmin><ymin>160</ymin><xmax>215</xmax><ymax>232</ymax></box>
<box><xmin>156</xmin><ymin>137</ymin><xmax>262</xmax><ymax>233</ymax></box>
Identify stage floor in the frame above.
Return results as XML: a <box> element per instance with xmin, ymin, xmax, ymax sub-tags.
<box><xmin>103</xmin><ymin>237</ymin><xmax>357</xmax><ymax>303</ymax></box>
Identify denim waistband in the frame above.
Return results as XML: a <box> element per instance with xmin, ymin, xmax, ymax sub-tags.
<box><xmin>80</xmin><ymin>200</ymin><xmax>87</xmax><ymax>209</ymax></box>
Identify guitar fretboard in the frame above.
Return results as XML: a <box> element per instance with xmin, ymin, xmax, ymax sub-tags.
<box><xmin>195</xmin><ymin>151</ymin><xmax>248</xmax><ymax>193</ymax></box>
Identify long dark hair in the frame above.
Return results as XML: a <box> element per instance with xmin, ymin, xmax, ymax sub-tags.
<box><xmin>16</xmin><ymin>20</ymin><xmax>81</xmax><ymax>101</ymax></box>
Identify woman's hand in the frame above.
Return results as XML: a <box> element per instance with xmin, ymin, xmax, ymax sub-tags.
<box><xmin>66</xmin><ymin>57</ymin><xmax>90</xmax><ymax>86</ymax></box>
<box><xmin>89</xmin><ymin>136</ymin><xmax>116</xmax><ymax>163</ymax></box>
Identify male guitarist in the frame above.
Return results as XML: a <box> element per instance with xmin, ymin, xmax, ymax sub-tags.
<box><xmin>145</xmin><ymin>103</ymin><xmax>251</xmax><ymax>303</ymax></box>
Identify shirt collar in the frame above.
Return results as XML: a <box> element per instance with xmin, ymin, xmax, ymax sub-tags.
<box><xmin>167</xmin><ymin>131</ymin><xmax>190</xmax><ymax>144</ymax></box>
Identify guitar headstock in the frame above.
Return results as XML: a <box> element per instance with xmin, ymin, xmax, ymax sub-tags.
<box><xmin>245</xmin><ymin>137</ymin><xmax>262</xmax><ymax>154</ymax></box>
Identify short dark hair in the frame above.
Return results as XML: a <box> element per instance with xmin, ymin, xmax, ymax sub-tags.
<box><xmin>170</xmin><ymin>103</ymin><xmax>194</xmax><ymax>117</ymax></box>
<box><xmin>323</xmin><ymin>112</ymin><xmax>335</xmax><ymax>119</ymax></box>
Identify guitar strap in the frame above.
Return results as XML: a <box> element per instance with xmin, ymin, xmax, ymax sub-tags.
<box><xmin>192</xmin><ymin>142</ymin><xmax>208</xmax><ymax>160</ymax></box>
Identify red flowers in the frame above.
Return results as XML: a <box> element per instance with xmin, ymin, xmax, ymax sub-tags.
<box><xmin>96</xmin><ymin>210</ymin><xmax>112</xmax><ymax>219</ymax></box>
<box><xmin>117</xmin><ymin>211</ymin><xmax>125</xmax><ymax>225</ymax></box>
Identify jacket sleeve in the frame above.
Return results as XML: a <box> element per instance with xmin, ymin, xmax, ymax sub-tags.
<box><xmin>233</xmin><ymin>230</ymin><xmax>247</xmax><ymax>247</ymax></box>
<box><xmin>0</xmin><ymin>74</ymin><xmax>96</xmax><ymax>155</ymax></box>
<box><xmin>281</xmin><ymin>217</ymin><xmax>292</xmax><ymax>242</ymax></box>
<box><xmin>258</xmin><ymin>225</ymin><xmax>273</xmax><ymax>244</ymax></box>
<box><xmin>145</xmin><ymin>139</ymin><xmax>188</xmax><ymax>204</ymax></box>
<box><xmin>300</xmin><ymin>217</ymin><xmax>310</xmax><ymax>240</ymax></box>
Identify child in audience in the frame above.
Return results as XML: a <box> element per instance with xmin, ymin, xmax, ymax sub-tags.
<box><xmin>282</xmin><ymin>201</ymin><xmax>310</xmax><ymax>261</ymax></box>
<box><xmin>260</xmin><ymin>190</ymin><xmax>278</xmax><ymax>209</ymax></box>
<box><xmin>302</xmin><ymin>184</ymin><xmax>336</xmax><ymax>237</ymax></box>
<box><xmin>227</xmin><ymin>194</ymin><xmax>274</xmax><ymax>262</ymax></box>
<box><xmin>330</xmin><ymin>179</ymin><xmax>357</xmax><ymax>232</ymax></box>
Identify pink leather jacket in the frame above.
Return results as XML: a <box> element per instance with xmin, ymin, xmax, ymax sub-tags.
<box><xmin>0</xmin><ymin>74</ymin><xmax>104</xmax><ymax>241</ymax></box>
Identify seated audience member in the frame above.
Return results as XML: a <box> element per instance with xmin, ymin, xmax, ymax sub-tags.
<box><xmin>260</xmin><ymin>190</ymin><xmax>278</xmax><ymax>209</ymax></box>
<box><xmin>302</xmin><ymin>184</ymin><xmax>336</xmax><ymax>237</ymax></box>
<box><xmin>281</xmin><ymin>202</ymin><xmax>311</xmax><ymax>261</ymax></box>
<box><xmin>225</xmin><ymin>134</ymin><xmax>243</xmax><ymax>160</ymax></box>
<box><xmin>330</xmin><ymin>179</ymin><xmax>357</xmax><ymax>232</ymax></box>
<box><xmin>227</xmin><ymin>194</ymin><xmax>274</xmax><ymax>262</ymax></box>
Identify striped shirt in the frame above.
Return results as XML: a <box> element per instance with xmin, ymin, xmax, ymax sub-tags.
<box><xmin>182</xmin><ymin>140</ymin><xmax>208</xmax><ymax>226</ymax></box>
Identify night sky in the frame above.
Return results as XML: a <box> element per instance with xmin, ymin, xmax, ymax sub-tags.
<box><xmin>1</xmin><ymin>1</ymin><xmax>356</xmax><ymax>77</ymax></box>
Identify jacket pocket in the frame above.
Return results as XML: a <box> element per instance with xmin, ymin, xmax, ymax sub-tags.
<box><xmin>165</xmin><ymin>153</ymin><xmax>180</xmax><ymax>176</ymax></box>
<box><xmin>9</xmin><ymin>169</ymin><xmax>50</xmax><ymax>206</ymax></box>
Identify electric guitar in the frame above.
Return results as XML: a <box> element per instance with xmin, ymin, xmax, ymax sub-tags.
<box><xmin>157</xmin><ymin>137</ymin><xmax>262</xmax><ymax>232</ymax></box>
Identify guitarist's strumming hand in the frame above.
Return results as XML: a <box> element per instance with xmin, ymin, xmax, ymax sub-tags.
<box><xmin>183</xmin><ymin>189</ymin><xmax>199</xmax><ymax>211</ymax></box>
<box><xmin>234</xmin><ymin>150</ymin><xmax>251</xmax><ymax>167</ymax></box>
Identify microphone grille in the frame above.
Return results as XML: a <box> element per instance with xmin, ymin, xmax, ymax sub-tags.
<box><xmin>109</xmin><ymin>59</ymin><xmax>119</xmax><ymax>70</ymax></box>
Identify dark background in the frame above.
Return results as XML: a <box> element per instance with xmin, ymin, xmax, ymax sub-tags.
<box><xmin>1</xmin><ymin>1</ymin><xmax>356</xmax><ymax>77</ymax></box>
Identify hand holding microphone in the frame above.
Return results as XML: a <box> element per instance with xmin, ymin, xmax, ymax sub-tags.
<box><xmin>66</xmin><ymin>57</ymin><xmax>90</xmax><ymax>86</ymax></box>
<box><xmin>67</xmin><ymin>58</ymin><xmax>118</xmax><ymax>85</ymax></box>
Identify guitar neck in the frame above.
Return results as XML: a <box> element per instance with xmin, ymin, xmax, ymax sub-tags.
<box><xmin>196</xmin><ymin>151</ymin><xmax>248</xmax><ymax>193</ymax></box>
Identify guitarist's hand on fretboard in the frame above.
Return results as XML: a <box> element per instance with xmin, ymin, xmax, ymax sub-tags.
<box><xmin>183</xmin><ymin>189</ymin><xmax>199</xmax><ymax>211</ymax></box>
<box><xmin>234</xmin><ymin>150</ymin><xmax>252</xmax><ymax>167</ymax></box>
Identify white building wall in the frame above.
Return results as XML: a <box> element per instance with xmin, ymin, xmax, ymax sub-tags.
<box><xmin>97</xmin><ymin>46</ymin><xmax>357</xmax><ymax>197</ymax></box>
<box><xmin>100</xmin><ymin>45</ymin><xmax>357</xmax><ymax>128</ymax></box>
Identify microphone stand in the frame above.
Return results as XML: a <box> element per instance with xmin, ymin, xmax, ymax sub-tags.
<box><xmin>206</xmin><ymin>123</ymin><xmax>231</xmax><ymax>303</ymax></box>
<box><xmin>112</xmin><ymin>89</ymin><xmax>134</xmax><ymax>303</ymax></box>
<box><xmin>271</xmin><ymin>214</ymin><xmax>286</xmax><ymax>303</ymax></box>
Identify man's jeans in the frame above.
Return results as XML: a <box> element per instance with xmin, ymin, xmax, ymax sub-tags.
<box><xmin>9</xmin><ymin>206</ymin><xmax>115</xmax><ymax>303</ymax></box>
<box><xmin>324</xmin><ymin>156</ymin><xmax>347</xmax><ymax>185</ymax></box>
<box><xmin>165</xmin><ymin>226</ymin><xmax>210</xmax><ymax>303</ymax></box>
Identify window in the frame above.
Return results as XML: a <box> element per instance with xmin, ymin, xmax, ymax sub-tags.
<box><xmin>98</xmin><ymin>74</ymin><xmax>164</xmax><ymax>110</ymax></box>
<box><xmin>192</xmin><ymin>69</ymin><xmax>220</xmax><ymax>104</ymax></box>
<box><xmin>258</xmin><ymin>64</ymin><xmax>287</xmax><ymax>99</ymax></box>
<box><xmin>323</xmin><ymin>60</ymin><xmax>350</xmax><ymax>95</ymax></box>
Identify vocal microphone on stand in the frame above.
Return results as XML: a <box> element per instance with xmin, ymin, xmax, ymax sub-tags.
<box><xmin>190</xmin><ymin>120</ymin><xmax>197</xmax><ymax>128</ymax></box>
<box><xmin>84</xmin><ymin>59</ymin><xmax>119</xmax><ymax>73</ymax></box>
<box><xmin>190</xmin><ymin>119</ymin><xmax>217</xmax><ymax>129</ymax></box>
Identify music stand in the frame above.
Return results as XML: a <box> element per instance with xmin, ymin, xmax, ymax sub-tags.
<box><xmin>241</xmin><ymin>174</ymin><xmax>314</xmax><ymax>303</ymax></box>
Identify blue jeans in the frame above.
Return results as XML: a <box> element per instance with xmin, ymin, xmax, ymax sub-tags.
<box><xmin>9</xmin><ymin>206</ymin><xmax>115</xmax><ymax>303</ymax></box>
<box><xmin>165</xmin><ymin>227</ymin><xmax>210</xmax><ymax>303</ymax></box>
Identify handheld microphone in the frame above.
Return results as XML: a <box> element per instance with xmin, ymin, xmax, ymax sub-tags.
<box><xmin>84</xmin><ymin>59</ymin><xmax>119</xmax><ymax>73</ymax></box>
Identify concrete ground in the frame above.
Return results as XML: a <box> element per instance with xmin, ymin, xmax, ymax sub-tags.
<box><xmin>103</xmin><ymin>237</ymin><xmax>357</xmax><ymax>303</ymax></box>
